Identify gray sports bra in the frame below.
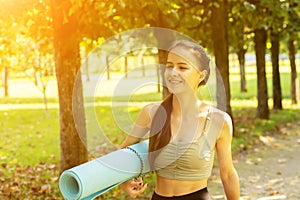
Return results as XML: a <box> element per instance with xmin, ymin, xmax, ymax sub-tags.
<box><xmin>154</xmin><ymin>110</ymin><xmax>220</xmax><ymax>181</ymax></box>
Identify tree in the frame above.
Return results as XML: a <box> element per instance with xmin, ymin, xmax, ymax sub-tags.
<box><xmin>0</xmin><ymin>0</ymin><xmax>23</xmax><ymax>97</ymax></box>
<box><xmin>287</xmin><ymin>0</ymin><xmax>300</xmax><ymax>104</ymax></box>
<box><xmin>228</xmin><ymin>1</ymin><xmax>254</xmax><ymax>93</ymax></box>
<box><xmin>122</xmin><ymin>1</ymin><xmax>180</xmax><ymax>98</ymax></box>
<box><xmin>51</xmin><ymin>0</ymin><xmax>88</xmax><ymax>172</ymax></box>
<box><xmin>0</xmin><ymin>33</ymin><xmax>10</xmax><ymax>97</ymax></box>
<box><xmin>0</xmin><ymin>19</ymin><xmax>9</xmax><ymax>97</ymax></box>
<box><xmin>247</xmin><ymin>0</ymin><xmax>270</xmax><ymax>119</ymax></box>
<box><xmin>288</xmin><ymin>39</ymin><xmax>299</xmax><ymax>104</ymax></box>
<box><xmin>0</xmin><ymin>0</ymin><xmax>55</xmax><ymax>108</ymax></box>
<box><xmin>270</xmin><ymin>30</ymin><xmax>282</xmax><ymax>110</ymax></box>
<box><xmin>111</xmin><ymin>0</ymin><xmax>219</xmax><ymax>99</ymax></box>
<box><xmin>10</xmin><ymin>29</ymin><xmax>54</xmax><ymax>115</ymax></box>
<box><xmin>267</xmin><ymin>0</ymin><xmax>285</xmax><ymax>110</ymax></box>
<box><xmin>210</xmin><ymin>0</ymin><xmax>233</xmax><ymax>117</ymax></box>
<box><xmin>254</xmin><ymin>27</ymin><xmax>269</xmax><ymax>119</ymax></box>
<box><xmin>153</xmin><ymin>28</ymin><xmax>174</xmax><ymax>98</ymax></box>
<box><xmin>26</xmin><ymin>0</ymin><xmax>56</xmax><ymax>113</ymax></box>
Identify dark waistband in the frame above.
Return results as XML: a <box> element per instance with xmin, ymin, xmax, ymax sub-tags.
<box><xmin>152</xmin><ymin>187</ymin><xmax>209</xmax><ymax>200</ymax></box>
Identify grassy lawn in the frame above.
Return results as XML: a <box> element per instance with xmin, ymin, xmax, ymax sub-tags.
<box><xmin>0</xmin><ymin>63</ymin><xmax>299</xmax><ymax>199</ymax></box>
<box><xmin>0</xmin><ymin>109</ymin><xmax>60</xmax><ymax>166</ymax></box>
<box><xmin>1</xmin><ymin>98</ymin><xmax>299</xmax><ymax>199</ymax></box>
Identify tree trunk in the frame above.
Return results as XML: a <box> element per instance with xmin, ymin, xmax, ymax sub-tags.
<box><xmin>211</xmin><ymin>0</ymin><xmax>233</xmax><ymax>117</ymax></box>
<box><xmin>153</xmin><ymin>28</ymin><xmax>173</xmax><ymax>99</ymax></box>
<box><xmin>2</xmin><ymin>67</ymin><xmax>9</xmax><ymax>97</ymax></box>
<box><xmin>85</xmin><ymin>55</ymin><xmax>90</xmax><ymax>82</ymax></box>
<box><xmin>254</xmin><ymin>28</ymin><xmax>269</xmax><ymax>119</ymax></box>
<box><xmin>106</xmin><ymin>54</ymin><xmax>110</xmax><ymax>80</ymax></box>
<box><xmin>42</xmin><ymin>85</ymin><xmax>49</xmax><ymax>117</ymax></box>
<box><xmin>51</xmin><ymin>0</ymin><xmax>88</xmax><ymax>172</ymax></box>
<box><xmin>270</xmin><ymin>32</ymin><xmax>282</xmax><ymax>110</ymax></box>
<box><xmin>237</xmin><ymin>48</ymin><xmax>247</xmax><ymax>92</ymax></box>
<box><xmin>157</xmin><ymin>49</ymin><xmax>169</xmax><ymax>98</ymax></box>
<box><xmin>34</xmin><ymin>70</ymin><xmax>39</xmax><ymax>86</ymax></box>
<box><xmin>288</xmin><ymin>39</ymin><xmax>299</xmax><ymax>104</ymax></box>
<box><xmin>137</xmin><ymin>49</ymin><xmax>146</xmax><ymax>77</ymax></box>
<box><xmin>124</xmin><ymin>55</ymin><xmax>128</xmax><ymax>78</ymax></box>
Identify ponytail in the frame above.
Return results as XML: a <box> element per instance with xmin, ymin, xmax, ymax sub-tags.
<box><xmin>149</xmin><ymin>94</ymin><xmax>173</xmax><ymax>170</ymax></box>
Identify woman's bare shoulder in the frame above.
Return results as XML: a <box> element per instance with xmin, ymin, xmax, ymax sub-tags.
<box><xmin>143</xmin><ymin>101</ymin><xmax>162</xmax><ymax>117</ymax></box>
<box><xmin>210</xmin><ymin>107</ymin><xmax>233</xmax><ymax>138</ymax></box>
<box><xmin>209</xmin><ymin>106</ymin><xmax>231</xmax><ymax>120</ymax></box>
<box><xmin>203</xmin><ymin>105</ymin><xmax>233</xmax><ymax>130</ymax></box>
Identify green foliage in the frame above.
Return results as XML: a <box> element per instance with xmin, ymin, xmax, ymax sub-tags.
<box><xmin>228</xmin><ymin>0</ymin><xmax>254</xmax><ymax>53</ymax></box>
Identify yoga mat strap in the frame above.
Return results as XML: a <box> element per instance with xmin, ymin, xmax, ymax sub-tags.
<box><xmin>124</xmin><ymin>146</ymin><xmax>143</xmax><ymax>177</ymax></box>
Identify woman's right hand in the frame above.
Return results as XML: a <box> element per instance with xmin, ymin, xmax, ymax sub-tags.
<box><xmin>119</xmin><ymin>177</ymin><xmax>148</xmax><ymax>198</ymax></box>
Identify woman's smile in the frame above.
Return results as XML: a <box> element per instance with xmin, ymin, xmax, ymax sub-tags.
<box><xmin>168</xmin><ymin>78</ymin><xmax>183</xmax><ymax>85</ymax></box>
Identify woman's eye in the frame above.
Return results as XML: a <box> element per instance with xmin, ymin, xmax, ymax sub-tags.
<box><xmin>179</xmin><ymin>66</ymin><xmax>188</xmax><ymax>70</ymax></box>
<box><xmin>166</xmin><ymin>65</ymin><xmax>173</xmax><ymax>69</ymax></box>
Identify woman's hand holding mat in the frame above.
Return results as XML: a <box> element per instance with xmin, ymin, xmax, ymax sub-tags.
<box><xmin>119</xmin><ymin>177</ymin><xmax>148</xmax><ymax>198</ymax></box>
<box><xmin>59</xmin><ymin>140</ymin><xmax>150</xmax><ymax>200</ymax></box>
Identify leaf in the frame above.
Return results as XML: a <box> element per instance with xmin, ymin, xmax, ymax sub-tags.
<box><xmin>39</xmin><ymin>184</ymin><xmax>51</xmax><ymax>193</ymax></box>
<box><xmin>277</xmin><ymin>159</ymin><xmax>286</xmax><ymax>164</ymax></box>
<box><xmin>269</xmin><ymin>190</ymin><xmax>279</xmax><ymax>195</ymax></box>
<box><xmin>10</xmin><ymin>158</ymin><xmax>18</xmax><ymax>164</ymax></box>
<box><xmin>9</xmin><ymin>186</ymin><xmax>19</xmax><ymax>192</ymax></box>
<box><xmin>0</xmin><ymin>163</ymin><xmax>7</xmax><ymax>168</ymax></box>
<box><xmin>212</xmin><ymin>2</ymin><xmax>220</xmax><ymax>8</ymax></box>
<box><xmin>259</xmin><ymin>135</ymin><xmax>275</xmax><ymax>146</ymax></box>
<box><xmin>113</xmin><ymin>189</ymin><xmax>121</xmax><ymax>197</ymax></box>
<box><xmin>244</xmin><ymin>1</ymin><xmax>256</xmax><ymax>11</ymax></box>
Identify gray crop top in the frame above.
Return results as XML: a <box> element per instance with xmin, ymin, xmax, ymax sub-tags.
<box><xmin>154</xmin><ymin>110</ymin><xmax>221</xmax><ymax>181</ymax></box>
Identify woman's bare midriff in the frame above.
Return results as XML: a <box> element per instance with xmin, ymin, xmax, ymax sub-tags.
<box><xmin>155</xmin><ymin>175</ymin><xmax>208</xmax><ymax>197</ymax></box>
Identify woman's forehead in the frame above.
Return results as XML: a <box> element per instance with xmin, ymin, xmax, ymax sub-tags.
<box><xmin>167</xmin><ymin>52</ymin><xmax>189</xmax><ymax>63</ymax></box>
<box><xmin>167</xmin><ymin>47</ymin><xmax>199</xmax><ymax>68</ymax></box>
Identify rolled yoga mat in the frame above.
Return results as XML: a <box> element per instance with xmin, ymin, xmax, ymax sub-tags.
<box><xmin>59</xmin><ymin>140</ymin><xmax>150</xmax><ymax>200</ymax></box>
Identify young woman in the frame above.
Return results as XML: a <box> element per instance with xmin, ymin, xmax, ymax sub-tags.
<box><xmin>119</xmin><ymin>40</ymin><xmax>240</xmax><ymax>199</ymax></box>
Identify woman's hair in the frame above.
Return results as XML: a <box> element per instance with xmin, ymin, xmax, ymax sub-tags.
<box><xmin>149</xmin><ymin>40</ymin><xmax>211</xmax><ymax>170</ymax></box>
<box><xmin>149</xmin><ymin>94</ymin><xmax>172</xmax><ymax>169</ymax></box>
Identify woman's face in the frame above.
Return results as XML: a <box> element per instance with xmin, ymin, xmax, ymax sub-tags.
<box><xmin>164</xmin><ymin>47</ymin><xmax>203</xmax><ymax>94</ymax></box>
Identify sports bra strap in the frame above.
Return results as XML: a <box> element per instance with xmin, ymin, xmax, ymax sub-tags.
<box><xmin>202</xmin><ymin>108</ymin><xmax>211</xmax><ymax>135</ymax></box>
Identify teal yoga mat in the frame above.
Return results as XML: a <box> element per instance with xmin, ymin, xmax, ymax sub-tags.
<box><xmin>59</xmin><ymin>140</ymin><xmax>150</xmax><ymax>200</ymax></box>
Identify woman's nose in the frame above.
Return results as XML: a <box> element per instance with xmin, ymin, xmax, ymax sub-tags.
<box><xmin>170</xmin><ymin>67</ymin><xmax>179</xmax><ymax>76</ymax></box>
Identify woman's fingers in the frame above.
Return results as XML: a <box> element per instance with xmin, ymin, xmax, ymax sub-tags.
<box><xmin>130</xmin><ymin>177</ymin><xmax>143</xmax><ymax>187</ymax></box>
<box><xmin>129</xmin><ymin>183</ymin><xmax>148</xmax><ymax>198</ymax></box>
<box><xmin>120</xmin><ymin>177</ymin><xmax>147</xmax><ymax>198</ymax></box>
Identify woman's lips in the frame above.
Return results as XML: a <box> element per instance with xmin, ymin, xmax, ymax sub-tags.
<box><xmin>168</xmin><ymin>79</ymin><xmax>183</xmax><ymax>84</ymax></box>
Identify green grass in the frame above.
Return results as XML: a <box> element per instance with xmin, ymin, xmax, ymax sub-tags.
<box><xmin>0</xmin><ymin>97</ymin><xmax>58</xmax><ymax>104</ymax></box>
<box><xmin>1</xmin><ymin>98</ymin><xmax>299</xmax><ymax>199</ymax></box>
<box><xmin>0</xmin><ymin>62</ymin><xmax>300</xmax><ymax>199</ymax></box>
<box><xmin>231</xmin><ymin>105</ymin><xmax>300</xmax><ymax>152</ymax></box>
<box><xmin>0</xmin><ymin>109</ymin><xmax>60</xmax><ymax>166</ymax></box>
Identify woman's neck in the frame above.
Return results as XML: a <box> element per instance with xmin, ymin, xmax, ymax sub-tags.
<box><xmin>172</xmin><ymin>92</ymin><xmax>201</xmax><ymax>116</ymax></box>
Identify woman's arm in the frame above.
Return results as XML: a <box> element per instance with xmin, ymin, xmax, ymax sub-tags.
<box><xmin>120</xmin><ymin>103</ymin><xmax>154</xmax><ymax>148</ymax></box>
<box><xmin>119</xmin><ymin>103</ymin><xmax>157</xmax><ymax>198</ymax></box>
<box><xmin>216</xmin><ymin>113</ymin><xmax>240</xmax><ymax>200</ymax></box>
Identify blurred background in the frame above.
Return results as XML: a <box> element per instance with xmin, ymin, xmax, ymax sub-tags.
<box><xmin>0</xmin><ymin>0</ymin><xmax>299</xmax><ymax>199</ymax></box>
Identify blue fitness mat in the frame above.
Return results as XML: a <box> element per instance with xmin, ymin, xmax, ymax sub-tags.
<box><xmin>59</xmin><ymin>140</ymin><xmax>150</xmax><ymax>200</ymax></box>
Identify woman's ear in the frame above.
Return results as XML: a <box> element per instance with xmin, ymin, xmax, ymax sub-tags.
<box><xmin>199</xmin><ymin>70</ymin><xmax>208</xmax><ymax>83</ymax></box>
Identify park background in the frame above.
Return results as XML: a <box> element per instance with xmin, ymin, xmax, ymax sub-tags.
<box><xmin>0</xmin><ymin>0</ymin><xmax>300</xmax><ymax>199</ymax></box>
